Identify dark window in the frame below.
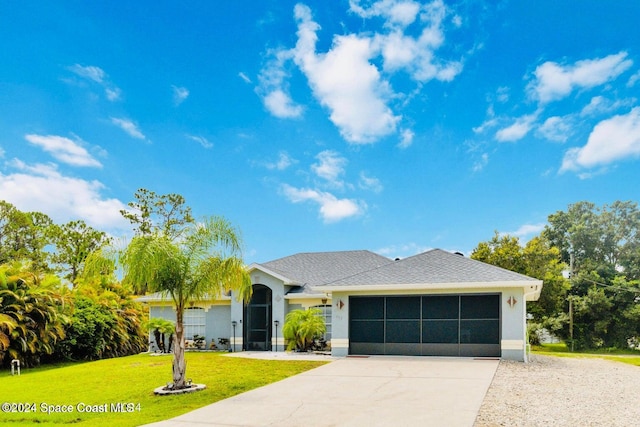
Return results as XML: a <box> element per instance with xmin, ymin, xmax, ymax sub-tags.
<box><xmin>460</xmin><ymin>319</ymin><xmax>500</xmax><ymax>344</ymax></box>
<box><xmin>422</xmin><ymin>295</ymin><xmax>459</xmax><ymax>319</ymax></box>
<box><xmin>386</xmin><ymin>296</ymin><xmax>420</xmax><ymax>319</ymax></box>
<box><xmin>350</xmin><ymin>320</ymin><xmax>384</xmax><ymax>342</ymax></box>
<box><xmin>251</xmin><ymin>286</ymin><xmax>270</xmax><ymax>304</ymax></box>
<box><xmin>350</xmin><ymin>297</ymin><xmax>384</xmax><ymax>320</ymax></box>
<box><xmin>422</xmin><ymin>320</ymin><xmax>459</xmax><ymax>343</ymax></box>
<box><xmin>386</xmin><ymin>320</ymin><xmax>420</xmax><ymax>343</ymax></box>
<box><xmin>460</xmin><ymin>295</ymin><xmax>499</xmax><ymax>319</ymax></box>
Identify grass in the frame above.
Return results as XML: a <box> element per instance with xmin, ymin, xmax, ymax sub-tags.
<box><xmin>532</xmin><ymin>343</ymin><xmax>640</xmax><ymax>367</ymax></box>
<box><xmin>0</xmin><ymin>352</ymin><xmax>326</xmax><ymax>426</ymax></box>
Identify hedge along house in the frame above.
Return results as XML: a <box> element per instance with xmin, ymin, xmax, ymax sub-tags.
<box><xmin>140</xmin><ymin>249</ymin><xmax>542</xmax><ymax>362</ymax></box>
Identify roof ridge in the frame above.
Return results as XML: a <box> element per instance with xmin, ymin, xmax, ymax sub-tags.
<box><xmin>320</xmin><ymin>256</ymin><xmax>396</xmax><ymax>286</ymax></box>
<box><xmin>263</xmin><ymin>249</ymin><xmax>384</xmax><ymax>264</ymax></box>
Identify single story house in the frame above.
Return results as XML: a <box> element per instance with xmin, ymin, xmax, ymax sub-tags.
<box><xmin>139</xmin><ymin>249</ymin><xmax>542</xmax><ymax>362</ymax></box>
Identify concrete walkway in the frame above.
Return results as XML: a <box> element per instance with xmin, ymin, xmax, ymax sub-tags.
<box><xmin>145</xmin><ymin>355</ymin><xmax>499</xmax><ymax>427</ymax></box>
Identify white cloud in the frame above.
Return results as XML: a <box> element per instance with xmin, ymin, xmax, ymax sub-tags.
<box><xmin>187</xmin><ymin>135</ymin><xmax>213</xmax><ymax>149</ymax></box>
<box><xmin>495</xmin><ymin>113</ymin><xmax>537</xmax><ymax>142</ymax></box>
<box><xmin>258</xmin><ymin>1</ymin><xmax>462</xmax><ymax>144</ymax></box>
<box><xmin>504</xmin><ymin>223</ymin><xmax>546</xmax><ymax>239</ymax></box>
<box><xmin>25</xmin><ymin>134</ymin><xmax>102</xmax><ymax>167</ymax></box>
<box><xmin>527</xmin><ymin>52</ymin><xmax>633</xmax><ymax>104</ymax></box>
<box><xmin>536</xmin><ymin>116</ymin><xmax>572</xmax><ymax>142</ymax></box>
<box><xmin>292</xmin><ymin>10</ymin><xmax>400</xmax><ymax>143</ymax></box>
<box><xmin>266</xmin><ymin>151</ymin><xmax>295</xmax><ymax>170</ymax></box>
<box><xmin>561</xmin><ymin>107</ymin><xmax>640</xmax><ymax>172</ymax></box>
<box><xmin>172</xmin><ymin>85</ymin><xmax>189</xmax><ymax>105</ymax></box>
<box><xmin>238</xmin><ymin>72</ymin><xmax>252</xmax><ymax>84</ymax></box>
<box><xmin>371</xmin><ymin>0</ymin><xmax>463</xmax><ymax>82</ymax></box>
<box><xmin>580</xmin><ymin>95</ymin><xmax>636</xmax><ymax>117</ymax></box>
<box><xmin>311</xmin><ymin>150</ymin><xmax>347</xmax><ymax>186</ymax></box>
<box><xmin>68</xmin><ymin>64</ymin><xmax>106</xmax><ymax>83</ymax></box>
<box><xmin>281</xmin><ymin>184</ymin><xmax>365</xmax><ymax>222</ymax></box>
<box><xmin>105</xmin><ymin>88</ymin><xmax>122</xmax><ymax>101</ymax></box>
<box><xmin>263</xmin><ymin>90</ymin><xmax>304</xmax><ymax>118</ymax></box>
<box><xmin>398</xmin><ymin>128</ymin><xmax>414</xmax><ymax>148</ymax></box>
<box><xmin>627</xmin><ymin>70</ymin><xmax>640</xmax><ymax>87</ymax></box>
<box><xmin>359</xmin><ymin>172</ymin><xmax>383</xmax><ymax>193</ymax></box>
<box><xmin>472</xmin><ymin>117</ymin><xmax>498</xmax><ymax>134</ymax></box>
<box><xmin>472</xmin><ymin>152</ymin><xmax>488</xmax><ymax>172</ymax></box>
<box><xmin>496</xmin><ymin>86</ymin><xmax>510</xmax><ymax>103</ymax></box>
<box><xmin>111</xmin><ymin>117</ymin><xmax>146</xmax><ymax>140</ymax></box>
<box><xmin>258</xmin><ymin>49</ymin><xmax>304</xmax><ymax>119</ymax></box>
<box><xmin>0</xmin><ymin>160</ymin><xmax>129</xmax><ymax>231</ymax></box>
<box><xmin>67</xmin><ymin>64</ymin><xmax>122</xmax><ymax>102</ymax></box>
<box><xmin>349</xmin><ymin>0</ymin><xmax>421</xmax><ymax>28</ymax></box>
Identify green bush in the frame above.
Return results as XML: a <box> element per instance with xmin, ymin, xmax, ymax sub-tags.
<box><xmin>282</xmin><ymin>308</ymin><xmax>326</xmax><ymax>351</ymax></box>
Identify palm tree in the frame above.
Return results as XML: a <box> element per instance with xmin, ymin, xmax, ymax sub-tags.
<box><xmin>282</xmin><ymin>308</ymin><xmax>326</xmax><ymax>351</ymax></box>
<box><xmin>148</xmin><ymin>317</ymin><xmax>175</xmax><ymax>353</ymax></box>
<box><xmin>119</xmin><ymin>216</ymin><xmax>252</xmax><ymax>389</ymax></box>
<box><xmin>0</xmin><ymin>261</ymin><xmax>68</xmax><ymax>366</ymax></box>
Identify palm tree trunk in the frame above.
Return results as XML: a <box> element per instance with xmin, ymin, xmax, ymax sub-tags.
<box><xmin>172</xmin><ymin>307</ymin><xmax>187</xmax><ymax>388</ymax></box>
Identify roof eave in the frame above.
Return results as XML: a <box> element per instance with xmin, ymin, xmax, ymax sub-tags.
<box><xmin>247</xmin><ymin>263</ymin><xmax>301</xmax><ymax>285</ymax></box>
<box><xmin>318</xmin><ymin>280</ymin><xmax>543</xmax><ymax>295</ymax></box>
<box><xmin>284</xmin><ymin>292</ymin><xmax>329</xmax><ymax>300</ymax></box>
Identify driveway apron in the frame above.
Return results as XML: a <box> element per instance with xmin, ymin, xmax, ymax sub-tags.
<box><xmin>145</xmin><ymin>356</ymin><xmax>499</xmax><ymax>427</ymax></box>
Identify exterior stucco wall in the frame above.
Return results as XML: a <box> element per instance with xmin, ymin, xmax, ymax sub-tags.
<box><xmin>148</xmin><ymin>303</ymin><xmax>232</xmax><ymax>351</ymax></box>
<box><xmin>231</xmin><ymin>271</ymin><xmax>288</xmax><ymax>351</ymax></box>
<box><xmin>206</xmin><ymin>304</ymin><xmax>231</xmax><ymax>349</ymax></box>
<box><xmin>500</xmin><ymin>287</ymin><xmax>527</xmax><ymax>362</ymax></box>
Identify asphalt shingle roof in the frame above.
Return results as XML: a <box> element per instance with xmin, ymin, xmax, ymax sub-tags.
<box><xmin>258</xmin><ymin>250</ymin><xmax>393</xmax><ymax>287</ymax></box>
<box><xmin>318</xmin><ymin>249</ymin><xmax>539</xmax><ymax>287</ymax></box>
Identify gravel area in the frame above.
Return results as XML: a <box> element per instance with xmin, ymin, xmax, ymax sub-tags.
<box><xmin>475</xmin><ymin>355</ymin><xmax>640</xmax><ymax>426</ymax></box>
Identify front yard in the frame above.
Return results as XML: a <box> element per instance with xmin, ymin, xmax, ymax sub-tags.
<box><xmin>0</xmin><ymin>352</ymin><xmax>326</xmax><ymax>426</ymax></box>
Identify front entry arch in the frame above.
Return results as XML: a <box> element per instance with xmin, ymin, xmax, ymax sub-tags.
<box><xmin>243</xmin><ymin>284</ymin><xmax>272</xmax><ymax>351</ymax></box>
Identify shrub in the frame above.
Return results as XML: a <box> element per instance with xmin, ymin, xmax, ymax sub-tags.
<box><xmin>282</xmin><ymin>308</ymin><xmax>326</xmax><ymax>351</ymax></box>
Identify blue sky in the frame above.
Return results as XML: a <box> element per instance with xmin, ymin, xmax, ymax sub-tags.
<box><xmin>1</xmin><ymin>1</ymin><xmax>639</xmax><ymax>264</ymax></box>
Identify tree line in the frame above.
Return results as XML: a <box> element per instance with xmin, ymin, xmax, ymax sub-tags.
<box><xmin>472</xmin><ymin>200</ymin><xmax>640</xmax><ymax>350</ymax></box>
<box><xmin>2</xmin><ymin>194</ymin><xmax>639</xmax><ymax>369</ymax></box>
<box><xmin>1</xmin><ymin>189</ymin><xmax>251</xmax><ymax>393</ymax></box>
<box><xmin>0</xmin><ymin>198</ymin><xmax>149</xmax><ymax>366</ymax></box>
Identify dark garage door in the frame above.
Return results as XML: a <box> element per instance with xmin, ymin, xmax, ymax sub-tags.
<box><xmin>349</xmin><ymin>294</ymin><xmax>500</xmax><ymax>357</ymax></box>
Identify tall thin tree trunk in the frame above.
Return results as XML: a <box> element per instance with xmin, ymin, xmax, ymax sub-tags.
<box><xmin>153</xmin><ymin>329</ymin><xmax>163</xmax><ymax>352</ymax></box>
<box><xmin>173</xmin><ymin>307</ymin><xmax>187</xmax><ymax>388</ymax></box>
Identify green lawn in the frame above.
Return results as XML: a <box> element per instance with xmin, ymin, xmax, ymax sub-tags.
<box><xmin>0</xmin><ymin>352</ymin><xmax>326</xmax><ymax>426</ymax></box>
<box><xmin>532</xmin><ymin>343</ymin><xmax>640</xmax><ymax>367</ymax></box>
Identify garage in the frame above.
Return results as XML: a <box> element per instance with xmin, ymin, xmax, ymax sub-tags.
<box><xmin>349</xmin><ymin>294</ymin><xmax>501</xmax><ymax>357</ymax></box>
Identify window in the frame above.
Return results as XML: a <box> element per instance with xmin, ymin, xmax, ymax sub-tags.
<box><xmin>314</xmin><ymin>304</ymin><xmax>332</xmax><ymax>340</ymax></box>
<box><xmin>184</xmin><ymin>307</ymin><xmax>205</xmax><ymax>340</ymax></box>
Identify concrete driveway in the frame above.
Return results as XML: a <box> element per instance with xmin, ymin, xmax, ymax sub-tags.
<box><xmin>145</xmin><ymin>356</ymin><xmax>499</xmax><ymax>427</ymax></box>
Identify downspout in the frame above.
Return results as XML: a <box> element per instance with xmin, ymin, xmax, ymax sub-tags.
<box><xmin>522</xmin><ymin>283</ymin><xmax>542</xmax><ymax>363</ymax></box>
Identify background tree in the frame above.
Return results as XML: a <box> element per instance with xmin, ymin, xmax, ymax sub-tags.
<box><xmin>48</xmin><ymin>220</ymin><xmax>111</xmax><ymax>286</ymax></box>
<box><xmin>540</xmin><ymin>201</ymin><xmax>640</xmax><ymax>349</ymax></box>
<box><xmin>471</xmin><ymin>232</ymin><xmax>569</xmax><ymax>320</ymax></box>
<box><xmin>543</xmin><ymin>201</ymin><xmax>640</xmax><ymax>278</ymax></box>
<box><xmin>0</xmin><ymin>201</ymin><xmax>53</xmax><ymax>271</ymax></box>
<box><xmin>120</xmin><ymin>188</ymin><xmax>195</xmax><ymax>240</ymax></box>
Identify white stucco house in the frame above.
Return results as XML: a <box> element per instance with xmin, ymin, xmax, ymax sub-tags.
<box><xmin>139</xmin><ymin>249</ymin><xmax>542</xmax><ymax>362</ymax></box>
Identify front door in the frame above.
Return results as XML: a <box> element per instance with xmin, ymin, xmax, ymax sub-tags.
<box><xmin>244</xmin><ymin>284</ymin><xmax>272</xmax><ymax>351</ymax></box>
